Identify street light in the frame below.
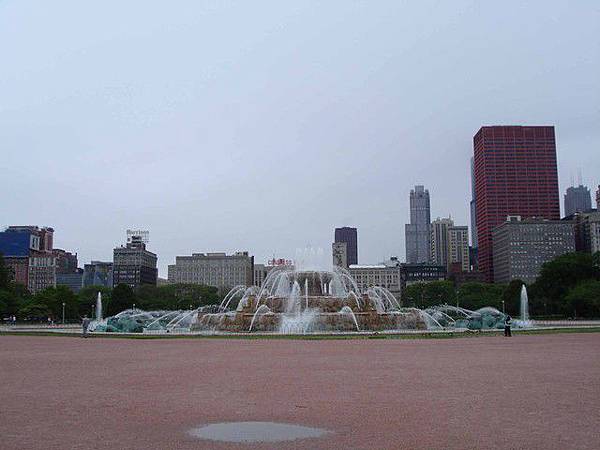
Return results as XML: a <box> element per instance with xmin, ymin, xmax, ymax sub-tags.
<box><xmin>133</xmin><ymin>303</ymin><xmax>136</xmax><ymax>311</ymax></box>
<box><xmin>62</xmin><ymin>302</ymin><xmax>66</xmax><ymax>324</ymax></box>
<box><xmin>502</xmin><ymin>300</ymin><xmax>505</xmax><ymax>314</ymax></box>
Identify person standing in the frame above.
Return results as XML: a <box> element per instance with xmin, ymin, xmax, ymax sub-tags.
<box><xmin>82</xmin><ymin>316</ymin><xmax>91</xmax><ymax>338</ymax></box>
<box><xmin>504</xmin><ymin>315</ymin><xmax>512</xmax><ymax>337</ymax></box>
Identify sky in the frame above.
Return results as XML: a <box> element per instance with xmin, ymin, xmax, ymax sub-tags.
<box><xmin>1</xmin><ymin>0</ymin><xmax>599</xmax><ymax>277</ymax></box>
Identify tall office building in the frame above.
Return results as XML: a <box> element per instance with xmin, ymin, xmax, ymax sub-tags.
<box><xmin>83</xmin><ymin>261</ymin><xmax>114</xmax><ymax>287</ymax></box>
<box><xmin>596</xmin><ymin>185</ymin><xmax>600</xmax><ymax>209</ymax></box>
<box><xmin>168</xmin><ymin>251</ymin><xmax>253</xmax><ymax>290</ymax></box>
<box><xmin>430</xmin><ymin>218</ymin><xmax>470</xmax><ymax>273</ymax></box>
<box><xmin>473</xmin><ymin>126</ymin><xmax>560</xmax><ymax>282</ymax></box>
<box><xmin>334</xmin><ymin>227</ymin><xmax>358</xmax><ymax>266</ymax></box>
<box><xmin>332</xmin><ymin>242</ymin><xmax>348</xmax><ymax>268</ymax></box>
<box><xmin>470</xmin><ymin>157</ymin><xmax>478</xmax><ymax>249</ymax></box>
<box><xmin>448</xmin><ymin>225</ymin><xmax>470</xmax><ymax>273</ymax></box>
<box><xmin>405</xmin><ymin>185</ymin><xmax>431</xmax><ymax>263</ymax></box>
<box><xmin>564</xmin><ymin>185</ymin><xmax>592</xmax><ymax>217</ymax></box>
<box><xmin>493</xmin><ymin>216</ymin><xmax>575</xmax><ymax>284</ymax></box>
<box><xmin>113</xmin><ymin>234</ymin><xmax>158</xmax><ymax>288</ymax></box>
<box><xmin>430</xmin><ymin>218</ymin><xmax>453</xmax><ymax>268</ymax></box>
<box><xmin>0</xmin><ymin>225</ymin><xmax>57</xmax><ymax>293</ymax></box>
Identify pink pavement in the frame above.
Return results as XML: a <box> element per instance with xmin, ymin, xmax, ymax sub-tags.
<box><xmin>1</xmin><ymin>333</ymin><xmax>599</xmax><ymax>450</ymax></box>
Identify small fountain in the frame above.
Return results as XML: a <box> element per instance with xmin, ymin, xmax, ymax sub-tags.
<box><xmin>513</xmin><ymin>285</ymin><xmax>534</xmax><ymax>328</ymax></box>
<box><xmin>96</xmin><ymin>292</ymin><xmax>103</xmax><ymax>322</ymax></box>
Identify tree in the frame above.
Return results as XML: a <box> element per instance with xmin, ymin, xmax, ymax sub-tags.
<box><xmin>403</xmin><ymin>281</ymin><xmax>456</xmax><ymax>308</ymax></box>
<box><xmin>502</xmin><ymin>279</ymin><xmax>525</xmax><ymax>316</ymax></box>
<box><xmin>110</xmin><ymin>284</ymin><xmax>136</xmax><ymax>315</ymax></box>
<box><xmin>78</xmin><ymin>285</ymin><xmax>112</xmax><ymax>317</ymax></box>
<box><xmin>31</xmin><ymin>286</ymin><xmax>79</xmax><ymax>321</ymax></box>
<box><xmin>531</xmin><ymin>252</ymin><xmax>600</xmax><ymax>316</ymax></box>
<box><xmin>565</xmin><ymin>280</ymin><xmax>600</xmax><ymax>318</ymax></box>
<box><xmin>456</xmin><ymin>282</ymin><xmax>505</xmax><ymax>311</ymax></box>
<box><xmin>0</xmin><ymin>252</ymin><xmax>13</xmax><ymax>290</ymax></box>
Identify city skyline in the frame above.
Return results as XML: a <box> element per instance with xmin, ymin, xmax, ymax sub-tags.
<box><xmin>1</xmin><ymin>1</ymin><xmax>599</xmax><ymax>277</ymax></box>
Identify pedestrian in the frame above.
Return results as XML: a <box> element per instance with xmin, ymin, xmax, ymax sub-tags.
<box><xmin>504</xmin><ymin>315</ymin><xmax>512</xmax><ymax>337</ymax></box>
<box><xmin>82</xmin><ymin>315</ymin><xmax>91</xmax><ymax>338</ymax></box>
<box><xmin>12</xmin><ymin>315</ymin><xmax>16</xmax><ymax>326</ymax></box>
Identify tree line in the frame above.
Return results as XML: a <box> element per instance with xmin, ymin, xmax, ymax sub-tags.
<box><xmin>403</xmin><ymin>252</ymin><xmax>600</xmax><ymax>318</ymax></box>
<box><xmin>2</xmin><ymin>251</ymin><xmax>599</xmax><ymax>321</ymax></box>
<box><xmin>0</xmin><ymin>255</ymin><xmax>222</xmax><ymax>322</ymax></box>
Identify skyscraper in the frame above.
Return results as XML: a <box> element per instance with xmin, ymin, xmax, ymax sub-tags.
<box><xmin>473</xmin><ymin>126</ymin><xmax>560</xmax><ymax>282</ymax></box>
<box><xmin>405</xmin><ymin>185</ymin><xmax>431</xmax><ymax>263</ymax></box>
<box><xmin>430</xmin><ymin>218</ymin><xmax>453</xmax><ymax>268</ymax></box>
<box><xmin>430</xmin><ymin>218</ymin><xmax>470</xmax><ymax>273</ymax></box>
<box><xmin>470</xmin><ymin>157</ymin><xmax>478</xmax><ymax>249</ymax></box>
<box><xmin>596</xmin><ymin>185</ymin><xmax>600</xmax><ymax>209</ymax></box>
<box><xmin>564</xmin><ymin>185</ymin><xmax>592</xmax><ymax>217</ymax></box>
<box><xmin>334</xmin><ymin>227</ymin><xmax>357</xmax><ymax>266</ymax></box>
<box><xmin>113</xmin><ymin>233</ymin><xmax>158</xmax><ymax>288</ymax></box>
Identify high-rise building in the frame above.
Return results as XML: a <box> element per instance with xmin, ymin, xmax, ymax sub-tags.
<box><xmin>0</xmin><ymin>226</ymin><xmax>56</xmax><ymax>293</ymax></box>
<box><xmin>332</xmin><ymin>242</ymin><xmax>348</xmax><ymax>268</ymax></box>
<box><xmin>470</xmin><ymin>157</ymin><xmax>478</xmax><ymax>249</ymax></box>
<box><xmin>56</xmin><ymin>269</ymin><xmax>84</xmax><ymax>293</ymax></box>
<box><xmin>53</xmin><ymin>249</ymin><xmax>78</xmax><ymax>274</ymax></box>
<box><xmin>492</xmin><ymin>216</ymin><xmax>575</xmax><ymax>284</ymax></box>
<box><xmin>448</xmin><ymin>226</ymin><xmax>470</xmax><ymax>273</ymax></box>
<box><xmin>168</xmin><ymin>251</ymin><xmax>253</xmax><ymax>290</ymax></box>
<box><xmin>83</xmin><ymin>261</ymin><xmax>114</xmax><ymax>288</ymax></box>
<box><xmin>564</xmin><ymin>185</ymin><xmax>592</xmax><ymax>217</ymax></box>
<box><xmin>349</xmin><ymin>264</ymin><xmax>402</xmax><ymax>299</ymax></box>
<box><xmin>430</xmin><ymin>218</ymin><xmax>470</xmax><ymax>273</ymax></box>
<box><xmin>405</xmin><ymin>185</ymin><xmax>431</xmax><ymax>263</ymax></box>
<box><xmin>334</xmin><ymin>227</ymin><xmax>358</xmax><ymax>266</ymax></box>
<box><xmin>430</xmin><ymin>218</ymin><xmax>453</xmax><ymax>268</ymax></box>
<box><xmin>596</xmin><ymin>185</ymin><xmax>600</xmax><ymax>209</ymax></box>
<box><xmin>473</xmin><ymin>126</ymin><xmax>560</xmax><ymax>282</ymax></box>
<box><xmin>113</xmin><ymin>234</ymin><xmax>158</xmax><ymax>288</ymax></box>
<box><xmin>571</xmin><ymin>211</ymin><xmax>600</xmax><ymax>255</ymax></box>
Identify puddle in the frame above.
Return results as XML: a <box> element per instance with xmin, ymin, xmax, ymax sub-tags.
<box><xmin>188</xmin><ymin>421</ymin><xmax>331</xmax><ymax>443</ymax></box>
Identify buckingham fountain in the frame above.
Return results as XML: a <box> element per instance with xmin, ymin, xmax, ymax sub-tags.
<box><xmin>91</xmin><ymin>262</ymin><xmax>528</xmax><ymax>334</ymax></box>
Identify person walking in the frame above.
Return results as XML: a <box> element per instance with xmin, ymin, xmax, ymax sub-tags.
<box><xmin>504</xmin><ymin>315</ymin><xmax>512</xmax><ymax>337</ymax></box>
<box><xmin>82</xmin><ymin>316</ymin><xmax>91</xmax><ymax>338</ymax></box>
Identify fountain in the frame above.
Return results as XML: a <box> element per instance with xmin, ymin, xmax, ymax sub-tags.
<box><xmin>90</xmin><ymin>250</ymin><xmax>511</xmax><ymax>334</ymax></box>
<box><xmin>192</xmin><ymin>267</ymin><xmax>433</xmax><ymax>333</ymax></box>
<box><xmin>513</xmin><ymin>285</ymin><xmax>534</xmax><ymax>328</ymax></box>
<box><xmin>96</xmin><ymin>292</ymin><xmax>103</xmax><ymax>322</ymax></box>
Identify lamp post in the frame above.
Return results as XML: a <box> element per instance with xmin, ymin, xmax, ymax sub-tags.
<box><xmin>62</xmin><ymin>302</ymin><xmax>66</xmax><ymax>324</ymax></box>
<box><xmin>502</xmin><ymin>300</ymin><xmax>505</xmax><ymax>314</ymax></box>
<box><xmin>133</xmin><ymin>303</ymin><xmax>136</xmax><ymax>311</ymax></box>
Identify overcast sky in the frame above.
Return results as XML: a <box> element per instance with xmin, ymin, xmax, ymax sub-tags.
<box><xmin>1</xmin><ymin>0</ymin><xmax>599</xmax><ymax>276</ymax></box>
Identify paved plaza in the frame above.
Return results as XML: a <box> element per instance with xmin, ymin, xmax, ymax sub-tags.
<box><xmin>1</xmin><ymin>333</ymin><xmax>599</xmax><ymax>449</ymax></box>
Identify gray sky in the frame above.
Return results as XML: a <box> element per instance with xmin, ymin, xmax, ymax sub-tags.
<box><xmin>1</xmin><ymin>0</ymin><xmax>599</xmax><ymax>276</ymax></box>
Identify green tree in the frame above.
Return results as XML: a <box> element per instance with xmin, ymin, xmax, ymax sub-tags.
<box><xmin>135</xmin><ymin>283</ymin><xmax>222</xmax><ymax>311</ymax></box>
<box><xmin>565</xmin><ymin>280</ymin><xmax>600</xmax><ymax>318</ymax></box>
<box><xmin>0</xmin><ymin>252</ymin><xmax>13</xmax><ymax>290</ymax></box>
<box><xmin>78</xmin><ymin>285</ymin><xmax>112</xmax><ymax>317</ymax></box>
<box><xmin>403</xmin><ymin>281</ymin><xmax>456</xmax><ymax>308</ymax></box>
<box><xmin>456</xmin><ymin>282</ymin><xmax>505</xmax><ymax>311</ymax></box>
<box><xmin>110</xmin><ymin>284</ymin><xmax>136</xmax><ymax>315</ymax></box>
<box><xmin>502</xmin><ymin>280</ymin><xmax>525</xmax><ymax>316</ymax></box>
<box><xmin>531</xmin><ymin>252</ymin><xmax>600</xmax><ymax>316</ymax></box>
<box><xmin>31</xmin><ymin>286</ymin><xmax>79</xmax><ymax>321</ymax></box>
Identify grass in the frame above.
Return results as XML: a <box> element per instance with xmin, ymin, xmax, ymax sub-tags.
<box><xmin>1</xmin><ymin>327</ymin><xmax>600</xmax><ymax>340</ymax></box>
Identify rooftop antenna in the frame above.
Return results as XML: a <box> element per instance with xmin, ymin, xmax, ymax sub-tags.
<box><xmin>570</xmin><ymin>172</ymin><xmax>575</xmax><ymax>187</ymax></box>
<box><xmin>577</xmin><ymin>168</ymin><xmax>583</xmax><ymax>186</ymax></box>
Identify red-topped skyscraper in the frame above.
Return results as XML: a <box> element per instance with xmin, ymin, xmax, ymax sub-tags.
<box><xmin>473</xmin><ymin>126</ymin><xmax>560</xmax><ymax>282</ymax></box>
